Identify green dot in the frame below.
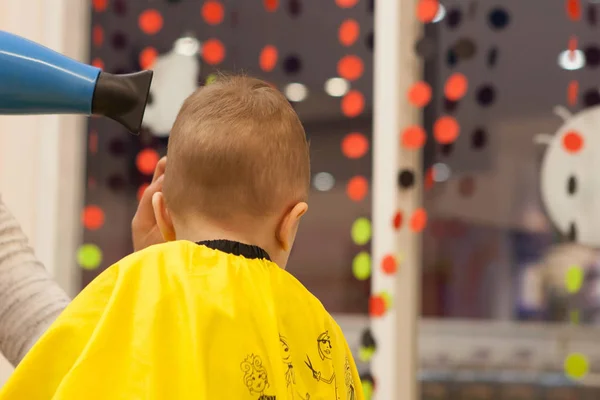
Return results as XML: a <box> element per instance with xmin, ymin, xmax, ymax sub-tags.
<box><xmin>358</xmin><ymin>346</ymin><xmax>375</xmax><ymax>362</ymax></box>
<box><xmin>77</xmin><ymin>244</ymin><xmax>102</xmax><ymax>270</ymax></box>
<box><xmin>381</xmin><ymin>291</ymin><xmax>393</xmax><ymax>309</ymax></box>
<box><xmin>205</xmin><ymin>74</ymin><xmax>217</xmax><ymax>85</ymax></box>
<box><xmin>362</xmin><ymin>381</ymin><xmax>373</xmax><ymax>400</ymax></box>
<box><xmin>564</xmin><ymin>353</ymin><xmax>589</xmax><ymax>380</ymax></box>
<box><xmin>351</xmin><ymin>217</ymin><xmax>372</xmax><ymax>245</ymax></box>
<box><xmin>352</xmin><ymin>252</ymin><xmax>371</xmax><ymax>280</ymax></box>
<box><xmin>566</xmin><ymin>265</ymin><xmax>584</xmax><ymax>294</ymax></box>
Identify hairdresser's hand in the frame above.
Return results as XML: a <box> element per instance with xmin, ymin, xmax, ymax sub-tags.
<box><xmin>131</xmin><ymin>156</ymin><xmax>166</xmax><ymax>252</ymax></box>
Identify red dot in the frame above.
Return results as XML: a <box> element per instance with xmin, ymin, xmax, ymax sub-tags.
<box><xmin>425</xmin><ymin>167</ymin><xmax>434</xmax><ymax>190</ymax></box>
<box><xmin>93</xmin><ymin>25</ymin><xmax>104</xmax><ymax>47</ymax></box>
<box><xmin>341</xmin><ymin>90</ymin><xmax>365</xmax><ymax>118</ymax></box>
<box><xmin>410</xmin><ymin>208</ymin><xmax>428</xmax><ymax>232</ymax></box>
<box><xmin>139</xmin><ymin>47</ymin><xmax>158</xmax><ymax>70</ymax></box>
<box><xmin>93</xmin><ymin>0</ymin><xmax>107</xmax><ymax>12</ymax></box>
<box><xmin>401</xmin><ymin>126</ymin><xmax>426</xmax><ymax>149</ymax></box>
<box><xmin>202</xmin><ymin>1</ymin><xmax>225</xmax><ymax>25</ymax></box>
<box><xmin>568</xmin><ymin>80</ymin><xmax>579</xmax><ymax>106</ymax></box>
<box><xmin>202</xmin><ymin>39</ymin><xmax>226</xmax><ymax>65</ymax></box>
<box><xmin>336</xmin><ymin>0</ymin><xmax>359</xmax><ymax>8</ymax></box>
<box><xmin>562</xmin><ymin>131</ymin><xmax>584</xmax><ymax>153</ymax></box>
<box><xmin>264</xmin><ymin>0</ymin><xmax>279</xmax><ymax>11</ymax></box>
<box><xmin>347</xmin><ymin>176</ymin><xmax>369</xmax><ymax>202</ymax></box>
<box><xmin>444</xmin><ymin>73</ymin><xmax>468</xmax><ymax>101</ymax></box>
<box><xmin>434</xmin><ymin>116</ymin><xmax>460</xmax><ymax>144</ymax></box>
<box><xmin>339</xmin><ymin>19</ymin><xmax>360</xmax><ymax>47</ymax></box>
<box><xmin>82</xmin><ymin>205</ymin><xmax>105</xmax><ymax>230</ymax></box>
<box><xmin>369</xmin><ymin>295</ymin><xmax>386</xmax><ymax>317</ymax></box>
<box><xmin>259</xmin><ymin>45</ymin><xmax>278</xmax><ymax>72</ymax></box>
<box><xmin>341</xmin><ymin>132</ymin><xmax>369</xmax><ymax>159</ymax></box>
<box><xmin>393</xmin><ymin>211</ymin><xmax>403</xmax><ymax>230</ymax></box>
<box><xmin>407</xmin><ymin>81</ymin><xmax>432</xmax><ymax>108</ymax></box>
<box><xmin>381</xmin><ymin>255</ymin><xmax>397</xmax><ymax>275</ymax></box>
<box><xmin>137</xmin><ymin>183</ymin><xmax>150</xmax><ymax>201</ymax></box>
<box><xmin>337</xmin><ymin>55</ymin><xmax>364</xmax><ymax>81</ymax></box>
<box><xmin>567</xmin><ymin>0</ymin><xmax>582</xmax><ymax>21</ymax></box>
<box><xmin>91</xmin><ymin>58</ymin><xmax>104</xmax><ymax>70</ymax></box>
<box><xmin>89</xmin><ymin>130</ymin><xmax>98</xmax><ymax>154</ymax></box>
<box><xmin>416</xmin><ymin>0</ymin><xmax>439</xmax><ymax>22</ymax></box>
<box><xmin>136</xmin><ymin>149</ymin><xmax>160</xmax><ymax>175</ymax></box>
<box><xmin>139</xmin><ymin>9</ymin><xmax>163</xmax><ymax>35</ymax></box>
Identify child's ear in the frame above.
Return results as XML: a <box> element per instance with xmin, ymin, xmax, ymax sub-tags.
<box><xmin>277</xmin><ymin>202</ymin><xmax>308</xmax><ymax>251</ymax></box>
<box><xmin>152</xmin><ymin>192</ymin><xmax>176</xmax><ymax>242</ymax></box>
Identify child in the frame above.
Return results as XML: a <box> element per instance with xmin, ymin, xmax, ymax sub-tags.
<box><xmin>0</xmin><ymin>75</ymin><xmax>364</xmax><ymax>400</ymax></box>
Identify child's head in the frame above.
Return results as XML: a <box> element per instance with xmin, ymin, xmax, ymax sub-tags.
<box><xmin>153</xmin><ymin>75</ymin><xmax>310</xmax><ymax>268</ymax></box>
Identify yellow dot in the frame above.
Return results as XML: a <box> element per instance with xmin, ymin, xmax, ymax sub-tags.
<box><xmin>362</xmin><ymin>380</ymin><xmax>373</xmax><ymax>400</ymax></box>
<box><xmin>358</xmin><ymin>346</ymin><xmax>375</xmax><ymax>362</ymax></box>
<box><xmin>77</xmin><ymin>244</ymin><xmax>102</xmax><ymax>270</ymax></box>
<box><xmin>564</xmin><ymin>353</ymin><xmax>589</xmax><ymax>380</ymax></box>
<box><xmin>566</xmin><ymin>265</ymin><xmax>584</xmax><ymax>294</ymax></box>
<box><xmin>206</xmin><ymin>74</ymin><xmax>217</xmax><ymax>85</ymax></box>
<box><xmin>352</xmin><ymin>252</ymin><xmax>371</xmax><ymax>280</ymax></box>
<box><xmin>351</xmin><ymin>217</ymin><xmax>372</xmax><ymax>245</ymax></box>
<box><xmin>380</xmin><ymin>291</ymin><xmax>392</xmax><ymax>309</ymax></box>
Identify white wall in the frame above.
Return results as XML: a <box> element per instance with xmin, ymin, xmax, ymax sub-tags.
<box><xmin>0</xmin><ymin>0</ymin><xmax>89</xmax><ymax>382</ymax></box>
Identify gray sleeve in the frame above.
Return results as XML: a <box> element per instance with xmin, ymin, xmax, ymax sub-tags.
<box><xmin>0</xmin><ymin>197</ymin><xmax>70</xmax><ymax>365</ymax></box>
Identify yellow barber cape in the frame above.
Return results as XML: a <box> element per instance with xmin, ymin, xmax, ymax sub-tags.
<box><xmin>0</xmin><ymin>240</ymin><xmax>363</xmax><ymax>400</ymax></box>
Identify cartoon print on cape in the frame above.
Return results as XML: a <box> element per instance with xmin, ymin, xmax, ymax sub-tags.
<box><xmin>241</xmin><ymin>354</ymin><xmax>276</xmax><ymax>400</ymax></box>
<box><xmin>280</xmin><ymin>335</ymin><xmax>310</xmax><ymax>400</ymax></box>
<box><xmin>344</xmin><ymin>356</ymin><xmax>356</xmax><ymax>400</ymax></box>
<box><xmin>305</xmin><ymin>331</ymin><xmax>338</xmax><ymax>399</ymax></box>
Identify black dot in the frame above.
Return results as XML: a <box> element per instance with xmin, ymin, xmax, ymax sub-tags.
<box><xmin>471</xmin><ymin>128</ymin><xmax>487</xmax><ymax>149</ymax></box>
<box><xmin>446</xmin><ymin>8</ymin><xmax>462</xmax><ymax>29</ymax></box>
<box><xmin>487</xmin><ymin>47</ymin><xmax>498</xmax><ymax>68</ymax></box>
<box><xmin>447</xmin><ymin>48</ymin><xmax>458</xmax><ymax>67</ymax></box>
<box><xmin>367</xmin><ymin>0</ymin><xmax>374</xmax><ymax>13</ymax></box>
<box><xmin>361</xmin><ymin>328</ymin><xmax>377</xmax><ymax>348</ymax></box>
<box><xmin>283</xmin><ymin>55</ymin><xmax>302</xmax><ymax>75</ymax></box>
<box><xmin>108</xmin><ymin>138</ymin><xmax>127</xmax><ymax>156</ymax></box>
<box><xmin>583</xmin><ymin>89</ymin><xmax>600</xmax><ymax>108</ymax></box>
<box><xmin>440</xmin><ymin>143</ymin><xmax>454</xmax><ymax>156</ymax></box>
<box><xmin>415</xmin><ymin>37</ymin><xmax>435</xmax><ymax>59</ymax></box>
<box><xmin>111</xmin><ymin>32</ymin><xmax>128</xmax><ymax>50</ymax></box>
<box><xmin>444</xmin><ymin>99</ymin><xmax>459</xmax><ymax>113</ymax></box>
<box><xmin>113</xmin><ymin>0</ymin><xmax>127</xmax><ymax>15</ymax></box>
<box><xmin>398</xmin><ymin>169</ymin><xmax>416</xmax><ymax>189</ymax></box>
<box><xmin>588</xmin><ymin>4</ymin><xmax>598</xmax><ymax>26</ymax></box>
<box><xmin>488</xmin><ymin>8</ymin><xmax>510</xmax><ymax>30</ymax></box>
<box><xmin>568</xmin><ymin>222</ymin><xmax>577</xmax><ymax>242</ymax></box>
<box><xmin>366</xmin><ymin>32</ymin><xmax>374</xmax><ymax>52</ymax></box>
<box><xmin>288</xmin><ymin>0</ymin><xmax>302</xmax><ymax>17</ymax></box>
<box><xmin>453</xmin><ymin>38</ymin><xmax>477</xmax><ymax>60</ymax></box>
<box><xmin>476</xmin><ymin>85</ymin><xmax>496</xmax><ymax>107</ymax></box>
<box><xmin>567</xmin><ymin>175</ymin><xmax>577</xmax><ymax>195</ymax></box>
<box><xmin>147</xmin><ymin>91</ymin><xmax>154</xmax><ymax>105</ymax></box>
<box><xmin>585</xmin><ymin>46</ymin><xmax>600</xmax><ymax>68</ymax></box>
<box><xmin>107</xmin><ymin>174</ymin><xmax>126</xmax><ymax>191</ymax></box>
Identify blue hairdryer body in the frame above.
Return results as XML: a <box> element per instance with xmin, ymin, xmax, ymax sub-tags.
<box><xmin>0</xmin><ymin>30</ymin><xmax>152</xmax><ymax>133</ymax></box>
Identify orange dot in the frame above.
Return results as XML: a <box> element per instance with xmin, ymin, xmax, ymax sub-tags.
<box><xmin>339</xmin><ymin>19</ymin><xmax>360</xmax><ymax>47</ymax></box>
<box><xmin>567</xmin><ymin>0</ymin><xmax>581</xmax><ymax>21</ymax></box>
<box><xmin>338</xmin><ymin>55</ymin><xmax>364</xmax><ymax>81</ymax></box>
<box><xmin>341</xmin><ymin>132</ymin><xmax>369</xmax><ymax>159</ymax></box>
<box><xmin>202</xmin><ymin>38</ymin><xmax>226</xmax><ymax>65</ymax></box>
<box><xmin>137</xmin><ymin>183</ymin><xmax>150</xmax><ymax>201</ymax></box>
<box><xmin>444</xmin><ymin>73</ymin><xmax>468</xmax><ymax>101</ymax></box>
<box><xmin>139</xmin><ymin>47</ymin><xmax>158</xmax><ymax>70</ymax></box>
<box><xmin>568</xmin><ymin>80</ymin><xmax>579</xmax><ymax>106</ymax></box>
<box><xmin>401</xmin><ymin>125</ymin><xmax>426</xmax><ymax>149</ymax></box>
<box><xmin>259</xmin><ymin>45</ymin><xmax>278</xmax><ymax>72</ymax></box>
<box><xmin>569</xmin><ymin>36</ymin><xmax>578</xmax><ymax>54</ymax></box>
<box><xmin>424</xmin><ymin>166</ymin><xmax>434</xmax><ymax>190</ymax></box>
<box><xmin>336</xmin><ymin>0</ymin><xmax>359</xmax><ymax>9</ymax></box>
<box><xmin>91</xmin><ymin>58</ymin><xmax>104</xmax><ymax>70</ymax></box>
<box><xmin>416</xmin><ymin>0</ymin><xmax>439</xmax><ymax>23</ymax></box>
<box><xmin>139</xmin><ymin>9</ymin><xmax>163</xmax><ymax>35</ymax></box>
<box><xmin>202</xmin><ymin>0</ymin><xmax>225</xmax><ymax>25</ymax></box>
<box><xmin>369</xmin><ymin>295</ymin><xmax>386</xmax><ymax>317</ymax></box>
<box><xmin>82</xmin><ymin>205</ymin><xmax>105</xmax><ymax>230</ymax></box>
<box><xmin>93</xmin><ymin>0</ymin><xmax>107</xmax><ymax>12</ymax></box>
<box><xmin>434</xmin><ymin>116</ymin><xmax>460</xmax><ymax>144</ymax></box>
<box><xmin>562</xmin><ymin>131</ymin><xmax>584</xmax><ymax>153</ymax></box>
<box><xmin>410</xmin><ymin>208</ymin><xmax>428</xmax><ymax>232</ymax></box>
<box><xmin>347</xmin><ymin>176</ymin><xmax>369</xmax><ymax>202</ymax></box>
<box><xmin>381</xmin><ymin>255</ymin><xmax>397</xmax><ymax>275</ymax></box>
<box><xmin>92</xmin><ymin>25</ymin><xmax>104</xmax><ymax>47</ymax></box>
<box><xmin>89</xmin><ymin>130</ymin><xmax>98</xmax><ymax>154</ymax></box>
<box><xmin>341</xmin><ymin>90</ymin><xmax>365</xmax><ymax>118</ymax></box>
<box><xmin>407</xmin><ymin>81</ymin><xmax>432</xmax><ymax>108</ymax></box>
<box><xmin>393</xmin><ymin>211</ymin><xmax>403</xmax><ymax>230</ymax></box>
<box><xmin>136</xmin><ymin>148</ymin><xmax>160</xmax><ymax>175</ymax></box>
<box><xmin>264</xmin><ymin>0</ymin><xmax>279</xmax><ymax>11</ymax></box>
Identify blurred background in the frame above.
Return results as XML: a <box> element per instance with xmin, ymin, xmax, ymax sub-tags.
<box><xmin>2</xmin><ymin>0</ymin><xmax>600</xmax><ymax>399</ymax></box>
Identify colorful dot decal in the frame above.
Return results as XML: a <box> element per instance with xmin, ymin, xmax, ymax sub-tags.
<box><xmin>342</xmin><ymin>132</ymin><xmax>369</xmax><ymax>159</ymax></box>
<box><xmin>401</xmin><ymin>126</ymin><xmax>426</xmax><ymax>149</ymax></box>
<box><xmin>339</xmin><ymin>19</ymin><xmax>360</xmax><ymax>47</ymax></box>
<box><xmin>459</xmin><ymin>175</ymin><xmax>476</xmax><ymax>197</ymax></box>
<box><xmin>202</xmin><ymin>38</ymin><xmax>226</xmax><ymax>65</ymax></box>
<box><xmin>410</xmin><ymin>208</ymin><xmax>427</xmax><ymax>232</ymax></box>
<box><xmin>92</xmin><ymin>58</ymin><xmax>104</xmax><ymax>70</ymax></box>
<box><xmin>205</xmin><ymin>74</ymin><xmax>218</xmax><ymax>85</ymax></box>
<box><xmin>202</xmin><ymin>1</ymin><xmax>225</xmax><ymax>25</ymax></box>
<box><xmin>380</xmin><ymin>291</ymin><xmax>392</xmax><ymax>309</ymax></box>
<box><xmin>434</xmin><ymin>116</ymin><xmax>460</xmax><ymax>144</ymax></box>
<box><xmin>341</xmin><ymin>90</ymin><xmax>365</xmax><ymax>118</ymax></box>
<box><xmin>476</xmin><ymin>84</ymin><xmax>496</xmax><ymax>106</ymax></box>
<box><xmin>351</xmin><ymin>217</ymin><xmax>372</xmax><ymax>245</ymax></box>
<box><xmin>337</xmin><ymin>55</ymin><xmax>364</xmax><ymax>81</ymax></box>
<box><xmin>564</xmin><ymin>353</ymin><xmax>589</xmax><ymax>380</ymax></box>
<box><xmin>416</xmin><ymin>0</ymin><xmax>439</xmax><ymax>23</ymax></box>
<box><xmin>347</xmin><ymin>176</ymin><xmax>369</xmax><ymax>202</ymax></box>
<box><xmin>407</xmin><ymin>81</ymin><xmax>432</xmax><ymax>107</ymax></box>
<box><xmin>444</xmin><ymin>73</ymin><xmax>468</xmax><ymax>101</ymax></box>
<box><xmin>392</xmin><ymin>211</ymin><xmax>403</xmax><ymax>230</ymax></box>
<box><xmin>82</xmin><ymin>205</ymin><xmax>105</xmax><ymax>230</ymax></box>
<box><xmin>352</xmin><ymin>252</ymin><xmax>372</xmax><ymax>280</ymax></box>
<box><xmin>139</xmin><ymin>47</ymin><xmax>158</xmax><ymax>70</ymax></box>
<box><xmin>567</xmin><ymin>0</ymin><xmax>582</xmax><ymax>21</ymax></box>
<box><xmin>93</xmin><ymin>25</ymin><xmax>104</xmax><ymax>47</ymax></box>
<box><xmin>336</xmin><ymin>0</ymin><xmax>359</xmax><ymax>9</ymax></box>
<box><xmin>565</xmin><ymin>265</ymin><xmax>584</xmax><ymax>294</ymax></box>
<box><xmin>562</xmin><ymin>131</ymin><xmax>584</xmax><ymax>153</ymax></box>
<box><xmin>488</xmin><ymin>7</ymin><xmax>511</xmax><ymax>30</ymax></box>
<box><xmin>283</xmin><ymin>54</ymin><xmax>302</xmax><ymax>74</ymax></box>
<box><xmin>93</xmin><ymin>0</ymin><xmax>107</xmax><ymax>12</ymax></box>
<box><xmin>398</xmin><ymin>169</ymin><xmax>415</xmax><ymax>189</ymax></box>
<box><xmin>77</xmin><ymin>244</ymin><xmax>102</xmax><ymax>270</ymax></box>
<box><xmin>369</xmin><ymin>295</ymin><xmax>387</xmax><ymax>317</ymax></box>
<box><xmin>381</xmin><ymin>254</ymin><xmax>398</xmax><ymax>275</ymax></box>
<box><xmin>139</xmin><ymin>9</ymin><xmax>163</xmax><ymax>35</ymax></box>
<box><xmin>136</xmin><ymin>148</ymin><xmax>160</xmax><ymax>175</ymax></box>
<box><xmin>264</xmin><ymin>0</ymin><xmax>279</xmax><ymax>12</ymax></box>
<box><xmin>259</xmin><ymin>45</ymin><xmax>278</xmax><ymax>72</ymax></box>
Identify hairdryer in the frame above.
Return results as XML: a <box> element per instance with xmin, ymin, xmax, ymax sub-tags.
<box><xmin>0</xmin><ymin>30</ymin><xmax>153</xmax><ymax>133</ymax></box>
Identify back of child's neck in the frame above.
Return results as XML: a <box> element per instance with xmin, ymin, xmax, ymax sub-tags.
<box><xmin>174</xmin><ymin>221</ymin><xmax>268</xmax><ymax>251</ymax></box>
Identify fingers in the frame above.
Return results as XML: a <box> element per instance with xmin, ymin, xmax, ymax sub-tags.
<box><xmin>151</xmin><ymin>156</ymin><xmax>167</xmax><ymax>184</ymax></box>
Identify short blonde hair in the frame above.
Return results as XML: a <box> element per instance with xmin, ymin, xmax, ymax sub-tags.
<box><xmin>163</xmin><ymin>75</ymin><xmax>310</xmax><ymax>220</ymax></box>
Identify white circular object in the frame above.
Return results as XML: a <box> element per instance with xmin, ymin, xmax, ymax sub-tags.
<box><xmin>433</xmin><ymin>4</ymin><xmax>446</xmax><ymax>23</ymax></box>
<box><xmin>432</xmin><ymin>163</ymin><xmax>451</xmax><ymax>182</ymax></box>
<box><xmin>558</xmin><ymin>49</ymin><xmax>585</xmax><ymax>71</ymax></box>
<box><xmin>285</xmin><ymin>83</ymin><xmax>308</xmax><ymax>102</ymax></box>
<box><xmin>313</xmin><ymin>172</ymin><xmax>335</xmax><ymax>191</ymax></box>
<box><xmin>174</xmin><ymin>37</ymin><xmax>200</xmax><ymax>57</ymax></box>
<box><xmin>324</xmin><ymin>77</ymin><xmax>350</xmax><ymax>97</ymax></box>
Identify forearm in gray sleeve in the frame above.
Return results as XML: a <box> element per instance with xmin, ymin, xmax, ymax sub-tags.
<box><xmin>0</xmin><ymin>198</ymin><xmax>71</xmax><ymax>366</ymax></box>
